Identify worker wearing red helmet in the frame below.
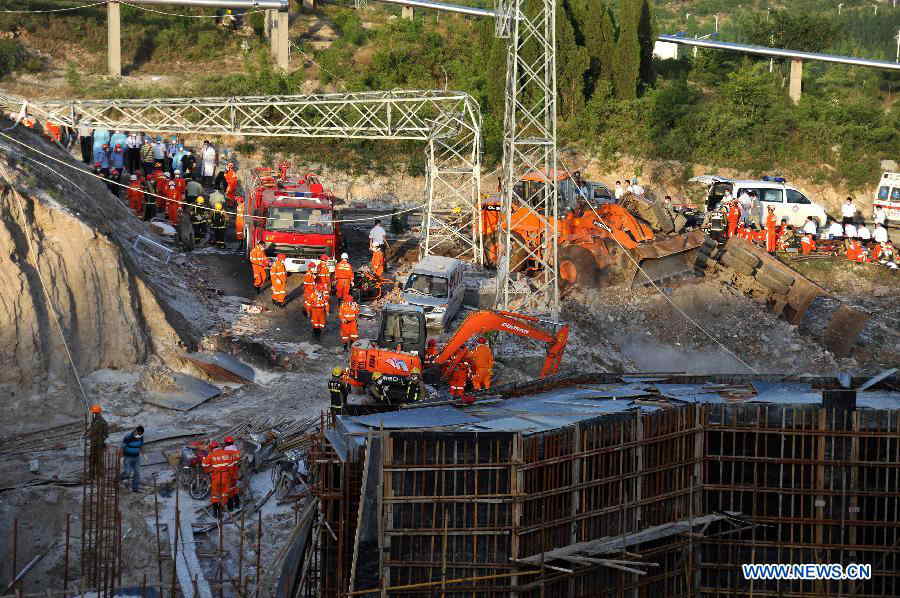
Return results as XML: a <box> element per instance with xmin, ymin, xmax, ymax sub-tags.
<box><xmin>201</xmin><ymin>440</ymin><xmax>233</xmax><ymax>519</ymax></box>
<box><xmin>424</xmin><ymin>338</ymin><xmax>440</xmax><ymax>365</ymax></box>
<box><xmin>249</xmin><ymin>241</ymin><xmax>268</xmax><ymax>294</ymax></box>
<box><xmin>370</xmin><ymin>245</ymin><xmax>385</xmax><ymax>278</ymax></box>
<box><xmin>765</xmin><ymin>206</ymin><xmax>778</xmax><ymax>254</ymax></box>
<box><xmin>468</xmin><ymin>337</ymin><xmax>494</xmax><ymax>390</ymax></box>
<box><xmin>302</xmin><ymin>261</ymin><xmax>317</xmax><ymax>314</ymax></box>
<box><xmin>448</xmin><ymin>359</ymin><xmax>472</xmax><ymax>398</ymax></box>
<box><xmin>306</xmin><ymin>288</ymin><xmax>328</xmax><ymax>339</ymax></box>
<box><xmin>126</xmin><ymin>174</ymin><xmax>144</xmax><ymax>217</ymax></box>
<box><xmin>316</xmin><ymin>253</ymin><xmax>331</xmax><ymax>294</ymax></box>
<box><xmin>222</xmin><ymin>436</ymin><xmax>242</xmax><ymax>511</ymax></box>
<box><xmin>270</xmin><ymin>254</ymin><xmax>288</xmax><ymax>307</ymax></box>
<box><xmin>338</xmin><ymin>295</ymin><xmax>360</xmax><ymax>352</ymax></box>
<box><xmin>87</xmin><ymin>404</ymin><xmax>109</xmax><ymax>480</ymax></box>
<box><xmin>726</xmin><ymin>201</ymin><xmax>740</xmax><ymax>239</ymax></box>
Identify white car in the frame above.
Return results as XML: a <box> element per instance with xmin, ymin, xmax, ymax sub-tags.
<box><xmin>874</xmin><ymin>171</ymin><xmax>900</xmax><ymax>224</ymax></box>
<box><xmin>691</xmin><ymin>175</ymin><xmax>828</xmax><ymax>228</ymax></box>
<box><xmin>401</xmin><ymin>255</ymin><xmax>466</xmax><ymax>331</ymax></box>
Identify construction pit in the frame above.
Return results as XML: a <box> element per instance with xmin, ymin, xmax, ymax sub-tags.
<box><xmin>1</xmin><ymin>121</ymin><xmax>899</xmax><ymax>598</ymax></box>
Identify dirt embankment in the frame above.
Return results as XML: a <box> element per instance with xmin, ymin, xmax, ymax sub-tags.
<box><xmin>0</xmin><ymin>123</ymin><xmax>191</xmax><ymax>417</ymax></box>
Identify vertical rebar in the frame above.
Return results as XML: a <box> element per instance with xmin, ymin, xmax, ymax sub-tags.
<box><xmin>142</xmin><ymin>573</ymin><xmax>147</xmax><ymax>598</ymax></box>
<box><xmin>154</xmin><ymin>475</ymin><xmax>163</xmax><ymax>590</ymax></box>
<box><xmin>10</xmin><ymin>518</ymin><xmax>17</xmax><ymax>593</ymax></box>
<box><xmin>219</xmin><ymin>517</ymin><xmax>225</xmax><ymax>598</ymax></box>
<box><xmin>63</xmin><ymin>513</ymin><xmax>71</xmax><ymax>594</ymax></box>
<box><xmin>172</xmin><ymin>490</ymin><xmax>180</xmax><ymax>598</ymax></box>
<box><xmin>255</xmin><ymin>511</ymin><xmax>262</xmax><ymax>598</ymax></box>
<box><xmin>238</xmin><ymin>510</ymin><xmax>245</xmax><ymax>593</ymax></box>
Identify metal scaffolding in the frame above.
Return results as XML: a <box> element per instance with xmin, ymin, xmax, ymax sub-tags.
<box><xmin>0</xmin><ymin>90</ymin><xmax>483</xmax><ymax>262</ymax></box>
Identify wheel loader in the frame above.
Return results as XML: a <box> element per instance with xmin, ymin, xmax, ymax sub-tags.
<box><xmin>481</xmin><ymin>172</ymin><xmax>706</xmax><ymax>289</ymax></box>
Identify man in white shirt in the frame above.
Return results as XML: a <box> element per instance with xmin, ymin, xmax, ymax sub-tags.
<box><xmin>841</xmin><ymin>197</ymin><xmax>856</xmax><ymax>225</ymax></box>
<box><xmin>614</xmin><ymin>181</ymin><xmax>623</xmax><ymax>200</ymax></box>
<box><xmin>125</xmin><ymin>132</ymin><xmax>141</xmax><ymax>173</ymax></box>
<box><xmin>873</xmin><ymin>224</ymin><xmax>889</xmax><ymax>244</ymax></box>
<box><xmin>873</xmin><ymin>205</ymin><xmax>887</xmax><ymax>227</ymax></box>
<box><xmin>802</xmin><ymin>216</ymin><xmax>818</xmax><ymax>236</ymax></box>
<box><xmin>369</xmin><ymin>220</ymin><xmax>387</xmax><ymax>251</ymax></box>
<box><xmin>201</xmin><ymin>140</ymin><xmax>217</xmax><ymax>188</ymax></box>
<box><xmin>630</xmin><ymin>180</ymin><xmax>644</xmax><ymax>196</ymax></box>
<box><xmin>738</xmin><ymin>190</ymin><xmax>753</xmax><ymax>225</ymax></box>
<box><xmin>826</xmin><ymin>219</ymin><xmax>844</xmax><ymax>239</ymax></box>
<box><xmin>857</xmin><ymin>224</ymin><xmax>871</xmax><ymax>241</ymax></box>
<box><xmin>844</xmin><ymin>222</ymin><xmax>857</xmax><ymax>238</ymax></box>
<box><xmin>78</xmin><ymin>120</ymin><xmax>93</xmax><ymax>164</ymax></box>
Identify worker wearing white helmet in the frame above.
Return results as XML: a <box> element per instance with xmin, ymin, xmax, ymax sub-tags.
<box><xmin>335</xmin><ymin>252</ymin><xmax>354</xmax><ymax>301</ymax></box>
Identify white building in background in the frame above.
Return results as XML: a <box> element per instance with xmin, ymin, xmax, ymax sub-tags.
<box><xmin>653</xmin><ymin>40</ymin><xmax>680</xmax><ymax>60</ymax></box>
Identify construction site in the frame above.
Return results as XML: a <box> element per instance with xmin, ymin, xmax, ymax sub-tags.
<box><xmin>1</xmin><ymin>0</ymin><xmax>900</xmax><ymax>597</ymax></box>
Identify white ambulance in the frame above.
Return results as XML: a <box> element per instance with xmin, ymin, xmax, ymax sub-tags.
<box><xmin>874</xmin><ymin>172</ymin><xmax>900</xmax><ymax>224</ymax></box>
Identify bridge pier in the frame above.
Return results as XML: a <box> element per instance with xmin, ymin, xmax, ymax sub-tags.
<box><xmin>789</xmin><ymin>59</ymin><xmax>803</xmax><ymax>103</ymax></box>
<box><xmin>267</xmin><ymin>8</ymin><xmax>290</xmax><ymax>69</ymax></box>
<box><xmin>402</xmin><ymin>5</ymin><xmax>414</xmax><ymax>19</ymax></box>
<box><xmin>107</xmin><ymin>0</ymin><xmax>121</xmax><ymax>77</ymax></box>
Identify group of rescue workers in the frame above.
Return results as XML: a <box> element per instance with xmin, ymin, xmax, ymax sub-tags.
<box><xmin>719</xmin><ymin>194</ymin><xmax>897</xmax><ymax>268</ymax></box>
<box><xmin>200</xmin><ymin>436</ymin><xmax>243</xmax><ymax>519</ymax></box>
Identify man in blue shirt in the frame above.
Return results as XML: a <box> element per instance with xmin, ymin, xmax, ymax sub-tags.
<box><xmin>120</xmin><ymin>425</ymin><xmax>144</xmax><ymax>492</ymax></box>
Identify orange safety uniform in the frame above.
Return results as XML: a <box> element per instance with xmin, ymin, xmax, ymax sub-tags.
<box><xmin>316</xmin><ymin>258</ymin><xmax>331</xmax><ymax>292</ymax></box>
<box><xmin>468</xmin><ymin>342</ymin><xmax>494</xmax><ymax>390</ymax></box>
<box><xmin>174</xmin><ymin>175</ymin><xmax>187</xmax><ymax>201</ymax></box>
<box><xmin>370</xmin><ymin>248</ymin><xmax>385</xmax><ymax>278</ymax></box>
<box><xmin>306</xmin><ymin>290</ymin><xmax>328</xmax><ymax>330</ymax></box>
<box><xmin>303</xmin><ymin>268</ymin><xmax>317</xmax><ymax>303</ymax></box>
<box><xmin>45</xmin><ymin>121</ymin><xmax>62</xmax><ymax>143</ymax></box>
<box><xmin>126</xmin><ymin>180</ymin><xmax>144</xmax><ymax>216</ymax></box>
<box><xmin>270</xmin><ymin>257</ymin><xmax>288</xmax><ymax>305</ymax></box>
<box><xmin>201</xmin><ymin>448</ymin><xmax>235</xmax><ymax>506</ymax></box>
<box><xmin>165</xmin><ymin>181</ymin><xmax>180</xmax><ymax>224</ymax></box>
<box><xmin>871</xmin><ymin>243</ymin><xmax>883</xmax><ymax>262</ymax></box>
<box><xmin>846</xmin><ymin>241</ymin><xmax>865</xmax><ymax>262</ymax></box>
<box><xmin>155</xmin><ymin>176</ymin><xmax>169</xmax><ymax>212</ymax></box>
<box><xmin>726</xmin><ymin>202</ymin><xmax>740</xmax><ymax>239</ymax></box>
<box><xmin>249</xmin><ymin>244</ymin><xmax>268</xmax><ymax>289</ymax></box>
<box><xmin>424</xmin><ymin>340</ymin><xmax>440</xmax><ymax>365</ymax></box>
<box><xmin>224</xmin><ymin>168</ymin><xmax>238</xmax><ymax>201</ymax></box>
<box><xmin>338</xmin><ymin>299</ymin><xmax>360</xmax><ymax>345</ymax></box>
<box><xmin>448</xmin><ymin>361</ymin><xmax>471</xmax><ymax>397</ymax></box>
<box><xmin>800</xmin><ymin>235</ymin><xmax>815</xmax><ymax>256</ymax></box>
<box><xmin>222</xmin><ymin>444</ymin><xmax>241</xmax><ymax>501</ymax></box>
<box><xmin>765</xmin><ymin>211</ymin><xmax>777</xmax><ymax>253</ymax></box>
<box><xmin>334</xmin><ymin>259</ymin><xmax>354</xmax><ymax>301</ymax></box>
<box><xmin>234</xmin><ymin>197</ymin><xmax>245</xmax><ymax>240</ymax></box>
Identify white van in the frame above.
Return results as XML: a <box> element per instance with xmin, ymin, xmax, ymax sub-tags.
<box><xmin>402</xmin><ymin>255</ymin><xmax>466</xmax><ymax>331</ymax></box>
<box><xmin>874</xmin><ymin>172</ymin><xmax>900</xmax><ymax>224</ymax></box>
<box><xmin>691</xmin><ymin>175</ymin><xmax>828</xmax><ymax>227</ymax></box>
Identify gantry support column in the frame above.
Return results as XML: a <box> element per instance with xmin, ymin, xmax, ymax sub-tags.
<box><xmin>107</xmin><ymin>1</ymin><xmax>121</xmax><ymax>77</ymax></box>
<box><xmin>267</xmin><ymin>8</ymin><xmax>289</xmax><ymax>69</ymax></box>
<box><xmin>401</xmin><ymin>5</ymin><xmax>414</xmax><ymax>19</ymax></box>
<box><xmin>789</xmin><ymin>59</ymin><xmax>803</xmax><ymax>103</ymax></box>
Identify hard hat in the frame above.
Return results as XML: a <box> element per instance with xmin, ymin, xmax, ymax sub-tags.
<box><xmin>174</xmin><ymin>169</ymin><xmax>181</xmax><ymax>175</ymax></box>
<box><xmin>478</xmin><ymin>337</ymin><xmax>487</xmax><ymax>344</ymax></box>
<box><xmin>277</xmin><ymin>253</ymin><xmax>286</xmax><ymax>260</ymax></box>
<box><xmin>164</xmin><ymin>172</ymin><xmax>171</xmax><ymax>178</ymax></box>
<box><xmin>209</xmin><ymin>440</ymin><xmax>219</xmax><ymax>449</ymax></box>
<box><xmin>214</xmin><ymin>202</ymin><xmax>223</xmax><ymax>210</ymax></box>
<box><xmin>224</xmin><ymin>435</ymin><xmax>234</xmax><ymax>443</ymax></box>
<box><xmin>94</xmin><ymin>162</ymin><xmax>101</xmax><ymax>168</ymax></box>
<box><xmin>332</xmin><ymin>367</ymin><xmax>343</xmax><ymax>376</ymax></box>
<box><xmin>411</xmin><ymin>368</ymin><xmax>421</xmax><ymax>374</ymax></box>
<box><xmin>341</xmin><ymin>252</ymin><xmax>349</xmax><ymax>260</ymax></box>
<box><xmin>196</xmin><ymin>196</ymin><xmax>205</xmax><ymax>205</ymax></box>
<box><xmin>130</xmin><ymin>174</ymin><xmax>137</xmax><ymax>181</ymax></box>
<box><xmin>90</xmin><ymin>404</ymin><xmax>102</xmax><ymax>414</ymax></box>
<box><xmin>371</xmin><ymin>371</ymin><xmax>382</xmax><ymax>380</ymax></box>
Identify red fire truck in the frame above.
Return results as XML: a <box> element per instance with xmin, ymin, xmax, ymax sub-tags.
<box><xmin>244</xmin><ymin>168</ymin><xmax>342</xmax><ymax>273</ymax></box>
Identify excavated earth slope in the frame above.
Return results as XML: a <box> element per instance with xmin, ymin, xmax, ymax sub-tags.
<box><xmin>0</xmin><ymin>121</ymin><xmax>191</xmax><ymax>419</ymax></box>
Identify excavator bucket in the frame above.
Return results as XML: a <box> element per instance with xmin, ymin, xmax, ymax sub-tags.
<box><xmin>628</xmin><ymin>230</ymin><xmax>707</xmax><ymax>288</ymax></box>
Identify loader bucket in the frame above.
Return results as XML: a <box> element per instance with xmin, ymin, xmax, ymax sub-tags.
<box><xmin>628</xmin><ymin>230</ymin><xmax>707</xmax><ymax>288</ymax></box>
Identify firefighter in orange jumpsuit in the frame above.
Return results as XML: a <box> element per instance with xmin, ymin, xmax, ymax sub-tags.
<box><xmin>302</xmin><ymin>262</ymin><xmax>317</xmax><ymax>314</ymax></box>
<box><xmin>338</xmin><ymin>296</ymin><xmax>360</xmax><ymax>352</ymax></box>
<box><xmin>278</xmin><ymin>161</ymin><xmax>290</xmax><ymax>180</ymax></box>
<box><xmin>155</xmin><ymin>172</ymin><xmax>169</xmax><ymax>214</ymax></box>
<box><xmin>316</xmin><ymin>254</ymin><xmax>331</xmax><ymax>293</ymax></box>
<box><xmin>165</xmin><ymin>180</ymin><xmax>180</xmax><ymax>224</ymax></box>
<box><xmin>448</xmin><ymin>360</ymin><xmax>472</xmax><ymax>398</ymax></box>
<box><xmin>222</xmin><ymin>436</ymin><xmax>241</xmax><ymax>511</ymax></box>
<box><xmin>249</xmin><ymin>241</ymin><xmax>268</xmax><ymax>293</ymax></box>
<box><xmin>870</xmin><ymin>243</ymin><xmax>883</xmax><ymax>262</ymax></box>
<box><xmin>424</xmin><ymin>338</ymin><xmax>440</xmax><ymax>365</ymax></box>
<box><xmin>174</xmin><ymin>170</ymin><xmax>187</xmax><ymax>201</ymax></box>
<box><xmin>800</xmin><ymin>234</ymin><xmax>816</xmax><ymax>256</ymax></box>
<box><xmin>370</xmin><ymin>247</ymin><xmax>385</xmax><ymax>278</ymax></box>
<box><xmin>726</xmin><ymin>201</ymin><xmax>740</xmax><ymax>239</ymax></box>
<box><xmin>306</xmin><ymin>289</ymin><xmax>328</xmax><ymax>339</ymax></box>
<box><xmin>224</xmin><ymin>162</ymin><xmax>238</xmax><ymax>203</ymax></box>
<box><xmin>846</xmin><ymin>240</ymin><xmax>865</xmax><ymax>262</ymax></box>
<box><xmin>201</xmin><ymin>440</ymin><xmax>232</xmax><ymax>519</ymax></box>
<box><xmin>334</xmin><ymin>253</ymin><xmax>354</xmax><ymax>301</ymax></box>
<box><xmin>126</xmin><ymin>174</ymin><xmax>144</xmax><ymax>216</ymax></box>
<box><xmin>765</xmin><ymin>206</ymin><xmax>778</xmax><ymax>254</ymax></box>
<box><xmin>234</xmin><ymin>196</ymin><xmax>245</xmax><ymax>245</ymax></box>
<box><xmin>270</xmin><ymin>254</ymin><xmax>288</xmax><ymax>307</ymax></box>
<box><xmin>468</xmin><ymin>337</ymin><xmax>494</xmax><ymax>391</ymax></box>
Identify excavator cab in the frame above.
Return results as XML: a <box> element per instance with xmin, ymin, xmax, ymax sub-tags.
<box><xmin>377</xmin><ymin>304</ymin><xmax>427</xmax><ymax>356</ymax></box>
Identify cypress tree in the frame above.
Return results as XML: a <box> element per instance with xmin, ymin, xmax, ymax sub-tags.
<box><xmin>557</xmin><ymin>0</ymin><xmax>589</xmax><ymax>118</ymax></box>
<box><xmin>569</xmin><ymin>0</ymin><xmax>617</xmax><ymax>100</ymax></box>
<box><xmin>637</xmin><ymin>0</ymin><xmax>656</xmax><ymax>90</ymax></box>
<box><xmin>613</xmin><ymin>0</ymin><xmax>640</xmax><ymax>100</ymax></box>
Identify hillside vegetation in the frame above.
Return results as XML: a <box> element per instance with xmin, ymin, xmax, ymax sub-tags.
<box><xmin>2</xmin><ymin>0</ymin><xmax>900</xmax><ymax>188</ymax></box>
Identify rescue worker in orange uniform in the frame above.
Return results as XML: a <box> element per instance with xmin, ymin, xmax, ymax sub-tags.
<box><xmin>126</xmin><ymin>174</ymin><xmax>144</xmax><ymax>217</ymax></box>
<box><xmin>726</xmin><ymin>201</ymin><xmax>740</xmax><ymax>239</ymax></box>
<box><xmin>334</xmin><ymin>253</ymin><xmax>354</xmax><ymax>301</ymax></box>
<box><xmin>223</xmin><ymin>162</ymin><xmax>238</xmax><ymax>203</ymax></box>
<box><xmin>870</xmin><ymin>242</ymin><xmax>883</xmax><ymax>262</ymax></box>
<box><xmin>201</xmin><ymin>440</ymin><xmax>232</xmax><ymax>519</ymax></box>
<box><xmin>424</xmin><ymin>338</ymin><xmax>440</xmax><ymax>365</ymax></box>
<box><xmin>166</xmin><ymin>180</ymin><xmax>180</xmax><ymax>224</ymax></box>
<box><xmin>222</xmin><ymin>436</ymin><xmax>241</xmax><ymax>511</ymax></box>
<box><xmin>174</xmin><ymin>170</ymin><xmax>187</xmax><ymax>201</ymax></box>
<box><xmin>302</xmin><ymin>262</ymin><xmax>317</xmax><ymax>314</ymax></box>
<box><xmin>316</xmin><ymin>254</ymin><xmax>331</xmax><ymax>293</ymax></box>
<box><xmin>800</xmin><ymin>234</ymin><xmax>816</xmax><ymax>256</ymax></box>
<box><xmin>765</xmin><ymin>206</ymin><xmax>778</xmax><ymax>254</ymax></box>
<box><xmin>249</xmin><ymin>241</ymin><xmax>268</xmax><ymax>294</ymax></box>
<box><xmin>370</xmin><ymin>246</ymin><xmax>385</xmax><ymax>278</ymax></box>
<box><xmin>468</xmin><ymin>337</ymin><xmax>494</xmax><ymax>391</ymax></box>
<box><xmin>155</xmin><ymin>171</ymin><xmax>170</xmax><ymax>214</ymax></box>
<box><xmin>846</xmin><ymin>240</ymin><xmax>865</xmax><ymax>262</ymax></box>
<box><xmin>234</xmin><ymin>195</ymin><xmax>245</xmax><ymax>247</ymax></box>
<box><xmin>448</xmin><ymin>359</ymin><xmax>472</xmax><ymax>398</ymax></box>
<box><xmin>306</xmin><ymin>289</ymin><xmax>328</xmax><ymax>339</ymax></box>
<box><xmin>270</xmin><ymin>254</ymin><xmax>288</xmax><ymax>307</ymax></box>
<box><xmin>338</xmin><ymin>296</ymin><xmax>360</xmax><ymax>352</ymax></box>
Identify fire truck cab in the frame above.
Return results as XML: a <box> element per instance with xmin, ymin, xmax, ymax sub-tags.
<box><xmin>245</xmin><ymin>171</ymin><xmax>342</xmax><ymax>273</ymax></box>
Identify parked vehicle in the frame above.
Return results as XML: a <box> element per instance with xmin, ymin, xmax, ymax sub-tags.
<box><xmin>874</xmin><ymin>171</ymin><xmax>900</xmax><ymax>224</ymax></box>
<box><xmin>402</xmin><ymin>255</ymin><xmax>467</xmax><ymax>330</ymax></box>
<box><xmin>690</xmin><ymin>175</ymin><xmax>828</xmax><ymax>228</ymax></box>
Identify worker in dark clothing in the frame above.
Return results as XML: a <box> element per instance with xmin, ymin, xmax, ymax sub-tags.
<box><xmin>86</xmin><ymin>404</ymin><xmax>109</xmax><ymax>480</ymax></box>
<box><xmin>210</xmin><ymin>200</ymin><xmax>227</xmax><ymax>248</ymax></box>
<box><xmin>329</xmin><ymin>367</ymin><xmax>350</xmax><ymax>415</ymax></box>
<box><xmin>191</xmin><ymin>196</ymin><xmax>209</xmax><ymax>243</ymax></box>
<box><xmin>120</xmin><ymin>425</ymin><xmax>145</xmax><ymax>492</ymax></box>
<box><xmin>368</xmin><ymin>372</ymin><xmax>390</xmax><ymax>404</ymax></box>
<box><xmin>404</xmin><ymin>369</ymin><xmax>424</xmax><ymax>403</ymax></box>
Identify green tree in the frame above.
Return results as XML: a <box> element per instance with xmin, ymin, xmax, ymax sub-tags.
<box><xmin>743</xmin><ymin>11</ymin><xmax>838</xmax><ymax>53</ymax></box>
<box><xmin>557</xmin><ymin>0</ymin><xmax>589</xmax><ymax>118</ymax></box>
<box><xmin>613</xmin><ymin>0</ymin><xmax>640</xmax><ymax>99</ymax></box>
<box><xmin>569</xmin><ymin>0</ymin><xmax>617</xmax><ymax>100</ymax></box>
<box><xmin>636</xmin><ymin>0</ymin><xmax>655</xmax><ymax>90</ymax></box>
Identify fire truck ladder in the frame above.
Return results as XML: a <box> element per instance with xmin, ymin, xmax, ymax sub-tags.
<box><xmin>0</xmin><ymin>90</ymin><xmax>483</xmax><ymax>262</ymax></box>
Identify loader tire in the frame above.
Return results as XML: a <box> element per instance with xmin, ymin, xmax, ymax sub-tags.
<box><xmin>721</xmin><ymin>247</ymin><xmax>760</xmax><ymax>270</ymax></box>
<box><xmin>755</xmin><ymin>271</ymin><xmax>791</xmax><ymax>296</ymax></box>
<box><xmin>720</xmin><ymin>251</ymin><xmax>756</xmax><ymax>276</ymax></box>
<box><xmin>559</xmin><ymin>246</ymin><xmax>601</xmax><ymax>290</ymax></box>
<box><xmin>757</xmin><ymin>264</ymin><xmax>795</xmax><ymax>288</ymax></box>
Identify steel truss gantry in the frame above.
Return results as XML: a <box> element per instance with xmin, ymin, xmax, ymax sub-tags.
<box><xmin>1</xmin><ymin>90</ymin><xmax>482</xmax><ymax>262</ymax></box>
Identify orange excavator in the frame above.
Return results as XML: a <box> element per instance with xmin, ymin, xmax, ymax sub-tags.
<box><xmin>481</xmin><ymin>172</ymin><xmax>705</xmax><ymax>289</ymax></box>
<box><xmin>347</xmin><ymin>304</ymin><xmax>568</xmax><ymax>401</ymax></box>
